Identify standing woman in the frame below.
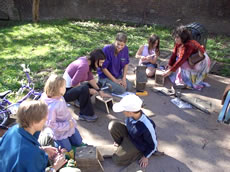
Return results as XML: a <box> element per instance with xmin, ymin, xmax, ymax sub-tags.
<box><xmin>98</xmin><ymin>32</ymin><xmax>132</xmax><ymax>95</ymax></box>
<box><xmin>163</xmin><ymin>26</ymin><xmax>211</xmax><ymax>90</ymax></box>
<box><xmin>63</xmin><ymin>49</ymin><xmax>110</xmax><ymax>122</ymax></box>
<box><xmin>135</xmin><ymin>34</ymin><xmax>160</xmax><ymax>77</ymax></box>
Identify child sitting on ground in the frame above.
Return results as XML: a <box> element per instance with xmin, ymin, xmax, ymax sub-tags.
<box><xmin>108</xmin><ymin>94</ymin><xmax>158</xmax><ymax>168</ymax></box>
<box><xmin>0</xmin><ymin>100</ymin><xmax>67</xmax><ymax>171</ymax></box>
<box><xmin>135</xmin><ymin>34</ymin><xmax>160</xmax><ymax>77</ymax></box>
<box><xmin>41</xmin><ymin>74</ymin><xmax>84</xmax><ymax>153</ymax></box>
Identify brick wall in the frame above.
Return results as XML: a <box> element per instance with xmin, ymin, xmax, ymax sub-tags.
<box><xmin>1</xmin><ymin>0</ymin><xmax>230</xmax><ymax>34</ymax></box>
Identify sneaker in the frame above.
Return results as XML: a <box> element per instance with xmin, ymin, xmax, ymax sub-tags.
<box><xmin>78</xmin><ymin>114</ymin><xmax>98</xmax><ymax>122</ymax></box>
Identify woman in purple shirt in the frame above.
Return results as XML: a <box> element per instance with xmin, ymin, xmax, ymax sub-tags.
<box><xmin>63</xmin><ymin>49</ymin><xmax>110</xmax><ymax>122</ymax></box>
<box><xmin>98</xmin><ymin>32</ymin><xmax>132</xmax><ymax>95</ymax></box>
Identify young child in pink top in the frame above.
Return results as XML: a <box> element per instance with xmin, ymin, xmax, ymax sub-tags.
<box><xmin>41</xmin><ymin>74</ymin><xmax>83</xmax><ymax>152</ymax></box>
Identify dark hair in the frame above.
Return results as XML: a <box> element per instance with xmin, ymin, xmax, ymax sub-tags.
<box><xmin>88</xmin><ymin>49</ymin><xmax>106</xmax><ymax>71</ymax></box>
<box><xmin>148</xmin><ymin>34</ymin><xmax>160</xmax><ymax>55</ymax></box>
<box><xmin>172</xmin><ymin>26</ymin><xmax>192</xmax><ymax>44</ymax></box>
<box><xmin>115</xmin><ymin>32</ymin><xmax>127</xmax><ymax>43</ymax></box>
<box><xmin>17</xmin><ymin>100</ymin><xmax>48</xmax><ymax>128</ymax></box>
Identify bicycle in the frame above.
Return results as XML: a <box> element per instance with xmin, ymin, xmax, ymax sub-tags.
<box><xmin>0</xmin><ymin>64</ymin><xmax>41</xmax><ymax>126</ymax></box>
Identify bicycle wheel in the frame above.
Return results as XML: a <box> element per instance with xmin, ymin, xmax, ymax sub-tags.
<box><xmin>0</xmin><ymin>109</ymin><xmax>9</xmax><ymax>126</ymax></box>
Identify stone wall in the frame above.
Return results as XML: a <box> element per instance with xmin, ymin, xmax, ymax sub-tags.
<box><xmin>0</xmin><ymin>0</ymin><xmax>19</xmax><ymax>20</ymax></box>
<box><xmin>1</xmin><ymin>0</ymin><xmax>230</xmax><ymax>34</ymax></box>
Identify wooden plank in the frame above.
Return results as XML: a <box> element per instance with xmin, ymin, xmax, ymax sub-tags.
<box><xmin>95</xmin><ymin>96</ymin><xmax>113</xmax><ymax>114</ymax></box>
<box><xmin>97</xmin><ymin>145</ymin><xmax>116</xmax><ymax>158</ymax></box>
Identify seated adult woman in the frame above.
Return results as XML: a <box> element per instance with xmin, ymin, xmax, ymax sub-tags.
<box><xmin>163</xmin><ymin>26</ymin><xmax>211</xmax><ymax>90</ymax></box>
<box><xmin>63</xmin><ymin>48</ymin><xmax>111</xmax><ymax>122</ymax></box>
<box><xmin>98</xmin><ymin>32</ymin><xmax>132</xmax><ymax>95</ymax></box>
<box><xmin>0</xmin><ymin>100</ymin><xmax>66</xmax><ymax>171</ymax></box>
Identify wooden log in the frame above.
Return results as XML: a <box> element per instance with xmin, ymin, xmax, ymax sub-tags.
<box><xmin>180</xmin><ymin>94</ymin><xmax>211</xmax><ymax>114</ymax></box>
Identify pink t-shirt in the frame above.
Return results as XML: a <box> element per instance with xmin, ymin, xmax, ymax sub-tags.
<box><xmin>64</xmin><ymin>57</ymin><xmax>94</xmax><ymax>87</ymax></box>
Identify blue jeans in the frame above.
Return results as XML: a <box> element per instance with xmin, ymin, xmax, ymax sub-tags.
<box><xmin>56</xmin><ymin>129</ymin><xmax>82</xmax><ymax>152</ymax></box>
<box><xmin>98</xmin><ymin>77</ymin><xmax>132</xmax><ymax>95</ymax></box>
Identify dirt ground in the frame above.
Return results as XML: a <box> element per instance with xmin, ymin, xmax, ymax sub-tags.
<box><xmin>1</xmin><ymin>57</ymin><xmax>230</xmax><ymax>172</ymax></box>
<box><xmin>71</xmin><ymin>58</ymin><xmax>230</xmax><ymax>172</ymax></box>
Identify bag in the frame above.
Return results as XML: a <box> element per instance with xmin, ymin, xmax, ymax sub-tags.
<box><xmin>188</xmin><ymin>52</ymin><xmax>205</xmax><ymax>66</ymax></box>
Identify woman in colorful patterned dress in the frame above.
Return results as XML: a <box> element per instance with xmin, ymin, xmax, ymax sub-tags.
<box><xmin>163</xmin><ymin>26</ymin><xmax>211</xmax><ymax>90</ymax></box>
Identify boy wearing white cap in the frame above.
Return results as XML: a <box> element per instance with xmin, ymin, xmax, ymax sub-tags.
<box><xmin>108</xmin><ymin>94</ymin><xmax>157</xmax><ymax>168</ymax></box>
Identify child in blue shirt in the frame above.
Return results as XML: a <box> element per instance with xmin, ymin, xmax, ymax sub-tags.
<box><xmin>108</xmin><ymin>94</ymin><xmax>157</xmax><ymax>168</ymax></box>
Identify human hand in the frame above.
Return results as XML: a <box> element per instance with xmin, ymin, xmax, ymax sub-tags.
<box><xmin>89</xmin><ymin>88</ymin><xmax>98</xmax><ymax>95</ymax></box>
<box><xmin>115</xmin><ymin>79</ymin><xmax>123</xmax><ymax>86</ymax></box>
<box><xmin>139</xmin><ymin>156</ymin><xmax>149</xmax><ymax>168</ymax></box>
<box><xmin>41</xmin><ymin>146</ymin><xmax>58</xmax><ymax>159</ymax></box>
<box><xmin>99</xmin><ymin>91</ymin><xmax>112</xmax><ymax>98</ymax></box>
<box><xmin>52</xmin><ymin>153</ymin><xmax>67</xmax><ymax>170</ymax></box>
<box><xmin>146</xmin><ymin>54</ymin><xmax>154</xmax><ymax>60</ymax></box>
<box><xmin>163</xmin><ymin>70</ymin><xmax>172</xmax><ymax>77</ymax></box>
<box><xmin>140</xmin><ymin>56</ymin><xmax>148</xmax><ymax>62</ymax></box>
<box><xmin>121</xmin><ymin>78</ymin><xmax>127</xmax><ymax>88</ymax></box>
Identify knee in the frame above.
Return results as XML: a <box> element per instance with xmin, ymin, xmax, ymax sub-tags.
<box><xmin>146</xmin><ymin>71</ymin><xmax>154</xmax><ymax>77</ymax></box>
<box><xmin>146</xmin><ymin>68</ymin><xmax>155</xmax><ymax>77</ymax></box>
<box><xmin>113</xmin><ymin>85</ymin><xmax>126</xmax><ymax>95</ymax></box>
<box><xmin>108</xmin><ymin>120</ymin><xmax>120</xmax><ymax>132</ymax></box>
<box><xmin>81</xmin><ymin>85</ymin><xmax>90</xmax><ymax>94</ymax></box>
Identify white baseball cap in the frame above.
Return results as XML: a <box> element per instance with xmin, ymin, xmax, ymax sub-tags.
<box><xmin>113</xmin><ymin>94</ymin><xmax>143</xmax><ymax>112</ymax></box>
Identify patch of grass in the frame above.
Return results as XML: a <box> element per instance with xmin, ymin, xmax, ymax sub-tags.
<box><xmin>0</xmin><ymin>19</ymin><xmax>229</xmax><ymax>94</ymax></box>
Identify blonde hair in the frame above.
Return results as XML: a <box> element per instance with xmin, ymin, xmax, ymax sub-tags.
<box><xmin>44</xmin><ymin>74</ymin><xmax>65</xmax><ymax>97</ymax></box>
<box><xmin>16</xmin><ymin>100</ymin><xmax>48</xmax><ymax>128</ymax></box>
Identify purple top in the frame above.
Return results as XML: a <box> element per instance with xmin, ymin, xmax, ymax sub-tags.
<box><xmin>65</xmin><ymin>57</ymin><xmax>94</xmax><ymax>87</ymax></box>
<box><xmin>98</xmin><ymin>44</ymin><xmax>129</xmax><ymax>78</ymax></box>
<box><xmin>41</xmin><ymin>93</ymin><xmax>78</xmax><ymax>140</ymax></box>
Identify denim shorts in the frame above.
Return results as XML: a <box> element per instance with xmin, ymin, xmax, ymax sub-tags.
<box><xmin>141</xmin><ymin>63</ymin><xmax>157</xmax><ymax>68</ymax></box>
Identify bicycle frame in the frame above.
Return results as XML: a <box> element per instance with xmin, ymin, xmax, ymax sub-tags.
<box><xmin>0</xmin><ymin>64</ymin><xmax>41</xmax><ymax>126</ymax></box>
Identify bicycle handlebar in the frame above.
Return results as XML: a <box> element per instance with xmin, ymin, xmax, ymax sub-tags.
<box><xmin>20</xmin><ymin>64</ymin><xmax>30</xmax><ymax>73</ymax></box>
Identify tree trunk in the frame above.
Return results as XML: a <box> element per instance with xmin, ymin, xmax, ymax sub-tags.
<box><xmin>32</xmin><ymin>0</ymin><xmax>40</xmax><ymax>23</ymax></box>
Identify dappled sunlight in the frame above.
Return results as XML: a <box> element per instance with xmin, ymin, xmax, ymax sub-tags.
<box><xmin>31</xmin><ymin>46</ymin><xmax>50</xmax><ymax>57</ymax></box>
<box><xmin>159</xmin><ymin>141</ymin><xmax>186</xmax><ymax>158</ymax></box>
<box><xmin>167</xmin><ymin>113</ymin><xmax>190</xmax><ymax>124</ymax></box>
<box><xmin>76</xmin><ymin>125</ymin><xmax>113</xmax><ymax>146</ymax></box>
<box><xmin>142</xmin><ymin>108</ymin><xmax>155</xmax><ymax>117</ymax></box>
<box><xmin>209</xmin><ymin>74</ymin><xmax>230</xmax><ymax>85</ymax></box>
<box><xmin>217</xmin><ymin>159</ymin><xmax>230</xmax><ymax>170</ymax></box>
<box><xmin>1</xmin><ymin>20</ymin><xmax>230</xmax><ymax>171</ymax></box>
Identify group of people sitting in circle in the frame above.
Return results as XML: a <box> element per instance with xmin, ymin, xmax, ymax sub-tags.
<box><xmin>0</xmin><ymin>25</ymin><xmax>210</xmax><ymax>171</ymax></box>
